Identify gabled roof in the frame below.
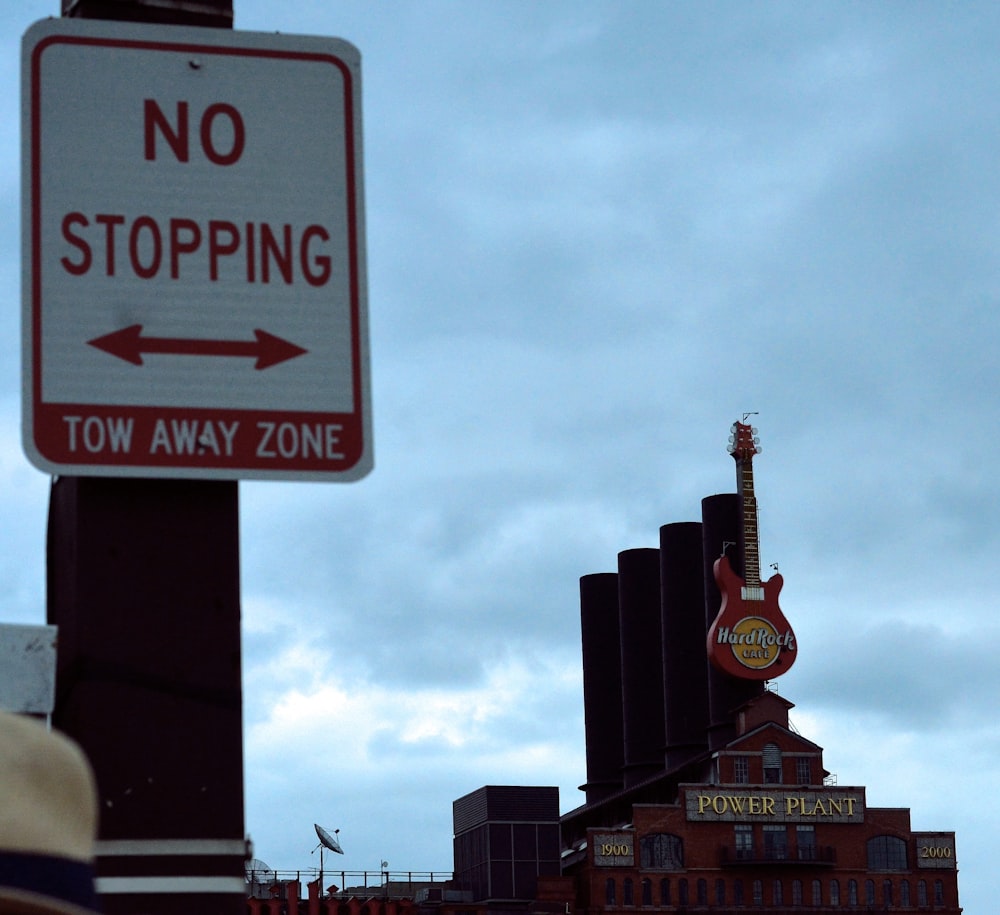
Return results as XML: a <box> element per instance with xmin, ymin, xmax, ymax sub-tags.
<box><xmin>723</xmin><ymin>718</ymin><xmax>823</xmax><ymax>754</ymax></box>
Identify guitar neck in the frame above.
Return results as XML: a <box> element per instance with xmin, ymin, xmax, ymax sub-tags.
<box><xmin>738</xmin><ymin>459</ymin><xmax>762</xmax><ymax>588</ymax></box>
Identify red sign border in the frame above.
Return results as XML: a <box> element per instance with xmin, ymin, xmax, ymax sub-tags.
<box><xmin>24</xmin><ymin>22</ymin><xmax>371</xmax><ymax>481</ymax></box>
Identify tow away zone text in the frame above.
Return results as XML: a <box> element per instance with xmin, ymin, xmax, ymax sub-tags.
<box><xmin>62</xmin><ymin>415</ymin><xmax>345</xmax><ymax>461</ymax></box>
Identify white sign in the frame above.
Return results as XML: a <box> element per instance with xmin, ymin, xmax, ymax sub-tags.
<box><xmin>22</xmin><ymin>19</ymin><xmax>371</xmax><ymax>481</ymax></box>
<box><xmin>0</xmin><ymin>624</ymin><xmax>57</xmax><ymax>715</ymax></box>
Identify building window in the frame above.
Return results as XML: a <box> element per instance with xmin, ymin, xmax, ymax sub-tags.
<box><xmin>640</xmin><ymin>879</ymin><xmax>651</xmax><ymax>907</ymax></box>
<box><xmin>734</xmin><ymin>824</ymin><xmax>754</xmax><ymax>859</ymax></box>
<box><xmin>695</xmin><ymin>879</ymin><xmax>707</xmax><ymax>905</ymax></box>
<box><xmin>811</xmin><ymin>879</ymin><xmax>822</xmax><ymax>905</ymax></box>
<box><xmin>605</xmin><ymin>878</ymin><xmax>616</xmax><ymax>906</ymax></box>
<box><xmin>733</xmin><ymin>879</ymin><xmax>744</xmax><ymax>906</ymax></box>
<box><xmin>882</xmin><ymin>879</ymin><xmax>893</xmax><ymax>906</ymax></box>
<box><xmin>796</xmin><ymin>825</ymin><xmax>816</xmax><ymax>861</ymax></box>
<box><xmin>715</xmin><ymin>878</ymin><xmax>725</xmax><ymax>905</ymax></box>
<box><xmin>763</xmin><ymin>743</ymin><xmax>782</xmax><ymax>783</ymax></box>
<box><xmin>678</xmin><ymin>879</ymin><xmax>688</xmax><ymax>906</ymax></box>
<box><xmin>622</xmin><ymin>878</ymin><xmax>633</xmax><ymax>906</ymax></box>
<box><xmin>900</xmin><ymin>879</ymin><xmax>911</xmax><ymax>907</ymax></box>
<box><xmin>791</xmin><ymin>879</ymin><xmax>803</xmax><ymax>905</ymax></box>
<box><xmin>733</xmin><ymin>755</ymin><xmax>750</xmax><ymax>783</ymax></box>
<box><xmin>752</xmin><ymin>880</ymin><xmax>763</xmax><ymax>906</ymax></box>
<box><xmin>829</xmin><ymin>879</ymin><xmax>840</xmax><ymax>906</ymax></box>
<box><xmin>659</xmin><ymin>879</ymin><xmax>670</xmax><ymax>906</ymax></box>
<box><xmin>934</xmin><ymin>880</ymin><xmax>944</xmax><ymax>905</ymax></box>
<box><xmin>763</xmin><ymin>825</ymin><xmax>787</xmax><ymax>860</ymax></box>
<box><xmin>639</xmin><ymin>833</ymin><xmax>684</xmax><ymax>869</ymax></box>
<box><xmin>865</xmin><ymin>879</ymin><xmax>876</xmax><ymax>906</ymax></box>
<box><xmin>848</xmin><ymin>879</ymin><xmax>858</xmax><ymax>906</ymax></box>
<box><xmin>917</xmin><ymin>880</ymin><xmax>927</xmax><ymax>906</ymax></box>
<box><xmin>795</xmin><ymin>756</ymin><xmax>811</xmax><ymax>783</ymax></box>
<box><xmin>867</xmin><ymin>834</ymin><xmax>908</xmax><ymax>870</ymax></box>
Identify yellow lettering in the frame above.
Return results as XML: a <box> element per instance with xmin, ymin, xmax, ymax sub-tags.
<box><xmin>697</xmin><ymin>795</ymin><xmax>712</xmax><ymax>815</ymax></box>
<box><xmin>786</xmin><ymin>797</ymin><xmax>800</xmax><ymax>816</ymax></box>
<box><xmin>829</xmin><ymin>798</ymin><xmax>843</xmax><ymax>816</ymax></box>
<box><xmin>728</xmin><ymin>795</ymin><xmax>747</xmax><ymax>815</ymax></box>
<box><xmin>748</xmin><ymin>796</ymin><xmax>762</xmax><ymax>815</ymax></box>
<box><xmin>812</xmin><ymin>798</ymin><xmax>828</xmax><ymax>817</ymax></box>
<box><xmin>762</xmin><ymin>797</ymin><xmax>775</xmax><ymax>815</ymax></box>
<box><xmin>712</xmin><ymin>795</ymin><xmax>728</xmax><ymax>815</ymax></box>
<box><xmin>845</xmin><ymin>797</ymin><xmax>856</xmax><ymax>816</ymax></box>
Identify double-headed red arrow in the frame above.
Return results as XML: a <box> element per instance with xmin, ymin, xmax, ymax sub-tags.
<box><xmin>88</xmin><ymin>324</ymin><xmax>308</xmax><ymax>370</ymax></box>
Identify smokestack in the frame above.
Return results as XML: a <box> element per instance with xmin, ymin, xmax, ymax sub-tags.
<box><xmin>618</xmin><ymin>548</ymin><xmax>665</xmax><ymax>787</ymax></box>
<box><xmin>579</xmin><ymin>572</ymin><xmax>624</xmax><ymax>803</ymax></box>
<box><xmin>660</xmin><ymin>521</ymin><xmax>709</xmax><ymax>770</ymax></box>
<box><xmin>701</xmin><ymin>494</ymin><xmax>763</xmax><ymax>750</ymax></box>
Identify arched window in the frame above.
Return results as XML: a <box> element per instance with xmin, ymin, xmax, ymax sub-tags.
<box><xmin>678</xmin><ymin>879</ymin><xmax>688</xmax><ymax>905</ymax></box>
<box><xmin>605</xmin><ymin>878</ymin><xmax>616</xmax><ymax>906</ymax></box>
<box><xmin>639</xmin><ymin>833</ymin><xmax>683</xmax><ymax>869</ymax></box>
<box><xmin>867</xmin><ymin>834</ymin><xmax>908</xmax><ymax>870</ymax></box>
<box><xmin>763</xmin><ymin>743</ymin><xmax>782</xmax><ymax>783</ymax></box>
<box><xmin>900</xmin><ymin>879</ymin><xmax>911</xmax><ymax>907</ymax></box>
<box><xmin>882</xmin><ymin>879</ymin><xmax>893</xmax><ymax>906</ymax></box>
<box><xmin>791</xmin><ymin>879</ymin><xmax>803</xmax><ymax>905</ymax></box>
<box><xmin>917</xmin><ymin>880</ymin><xmax>927</xmax><ymax>906</ymax></box>
<box><xmin>696</xmin><ymin>878</ymin><xmax>707</xmax><ymax>905</ymax></box>
<box><xmin>714</xmin><ymin>878</ymin><xmax>725</xmax><ymax>905</ymax></box>
<box><xmin>733</xmin><ymin>879</ymin><xmax>744</xmax><ymax>906</ymax></box>
<box><xmin>934</xmin><ymin>880</ymin><xmax>945</xmax><ymax>905</ymax></box>
<box><xmin>622</xmin><ymin>878</ymin><xmax>633</xmax><ymax>907</ymax></box>
<box><xmin>640</xmin><ymin>878</ymin><xmax>651</xmax><ymax>907</ymax></box>
<box><xmin>752</xmin><ymin>880</ymin><xmax>763</xmax><ymax>905</ymax></box>
<box><xmin>772</xmin><ymin>879</ymin><xmax>783</xmax><ymax>906</ymax></box>
<box><xmin>812</xmin><ymin>879</ymin><xmax>822</xmax><ymax>905</ymax></box>
<box><xmin>829</xmin><ymin>879</ymin><xmax>840</xmax><ymax>906</ymax></box>
<box><xmin>658</xmin><ymin>879</ymin><xmax>670</xmax><ymax>906</ymax></box>
<box><xmin>848</xmin><ymin>879</ymin><xmax>858</xmax><ymax>906</ymax></box>
<box><xmin>865</xmin><ymin>879</ymin><xmax>876</xmax><ymax>906</ymax></box>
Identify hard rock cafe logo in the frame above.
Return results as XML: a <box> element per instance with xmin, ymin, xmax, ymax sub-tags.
<box><xmin>713</xmin><ymin>616</ymin><xmax>796</xmax><ymax>671</ymax></box>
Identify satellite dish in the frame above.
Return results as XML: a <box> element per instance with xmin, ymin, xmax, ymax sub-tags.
<box><xmin>244</xmin><ymin>858</ymin><xmax>276</xmax><ymax>883</ymax></box>
<box><xmin>315</xmin><ymin>823</ymin><xmax>344</xmax><ymax>854</ymax></box>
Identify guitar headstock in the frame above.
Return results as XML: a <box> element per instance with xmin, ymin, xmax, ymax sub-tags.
<box><xmin>727</xmin><ymin>421</ymin><xmax>761</xmax><ymax>461</ymax></box>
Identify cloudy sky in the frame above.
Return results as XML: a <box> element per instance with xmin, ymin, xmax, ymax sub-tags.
<box><xmin>3</xmin><ymin>1</ymin><xmax>998</xmax><ymax>911</ymax></box>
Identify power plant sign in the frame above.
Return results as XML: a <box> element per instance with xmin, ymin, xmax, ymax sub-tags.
<box><xmin>21</xmin><ymin>18</ymin><xmax>371</xmax><ymax>481</ymax></box>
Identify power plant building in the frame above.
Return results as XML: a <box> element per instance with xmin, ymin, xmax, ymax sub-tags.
<box><xmin>449</xmin><ymin>477</ymin><xmax>962</xmax><ymax>913</ymax></box>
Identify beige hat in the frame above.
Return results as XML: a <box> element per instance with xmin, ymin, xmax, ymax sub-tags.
<box><xmin>0</xmin><ymin>711</ymin><xmax>99</xmax><ymax>914</ymax></box>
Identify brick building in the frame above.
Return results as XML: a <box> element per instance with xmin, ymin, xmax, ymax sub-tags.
<box><xmin>557</xmin><ymin>690</ymin><xmax>960</xmax><ymax>913</ymax></box>
<box><xmin>449</xmin><ymin>486</ymin><xmax>962</xmax><ymax>914</ymax></box>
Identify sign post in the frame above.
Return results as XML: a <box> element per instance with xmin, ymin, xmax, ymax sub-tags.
<box><xmin>23</xmin><ymin>17</ymin><xmax>371</xmax><ymax>481</ymax></box>
<box><xmin>27</xmin><ymin>5</ymin><xmax>371</xmax><ymax>915</ymax></box>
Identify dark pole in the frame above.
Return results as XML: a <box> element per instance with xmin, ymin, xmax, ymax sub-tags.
<box><xmin>47</xmin><ymin>3</ymin><xmax>244</xmax><ymax>915</ymax></box>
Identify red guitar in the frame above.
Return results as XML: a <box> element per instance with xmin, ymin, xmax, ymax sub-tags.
<box><xmin>706</xmin><ymin>421</ymin><xmax>797</xmax><ymax>680</ymax></box>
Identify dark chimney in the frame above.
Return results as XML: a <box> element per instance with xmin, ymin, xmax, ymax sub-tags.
<box><xmin>701</xmin><ymin>494</ymin><xmax>763</xmax><ymax>750</ymax></box>
<box><xmin>579</xmin><ymin>572</ymin><xmax>624</xmax><ymax>803</ymax></box>
<box><xmin>660</xmin><ymin>521</ymin><xmax>710</xmax><ymax>770</ymax></box>
<box><xmin>618</xmin><ymin>548</ymin><xmax>665</xmax><ymax>787</ymax></box>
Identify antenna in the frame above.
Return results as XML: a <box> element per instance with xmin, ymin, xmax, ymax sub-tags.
<box><xmin>313</xmin><ymin>824</ymin><xmax>344</xmax><ymax>900</ymax></box>
<box><xmin>315</xmin><ymin>824</ymin><xmax>344</xmax><ymax>854</ymax></box>
<box><xmin>244</xmin><ymin>858</ymin><xmax>276</xmax><ymax>898</ymax></box>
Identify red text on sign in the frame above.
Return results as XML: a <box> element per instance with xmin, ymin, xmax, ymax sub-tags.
<box><xmin>144</xmin><ymin>99</ymin><xmax>245</xmax><ymax>165</ymax></box>
<box><xmin>60</xmin><ymin>212</ymin><xmax>331</xmax><ymax>285</ymax></box>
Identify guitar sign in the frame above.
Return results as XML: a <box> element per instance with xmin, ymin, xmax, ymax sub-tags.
<box><xmin>706</xmin><ymin>421</ymin><xmax>797</xmax><ymax>680</ymax></box>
